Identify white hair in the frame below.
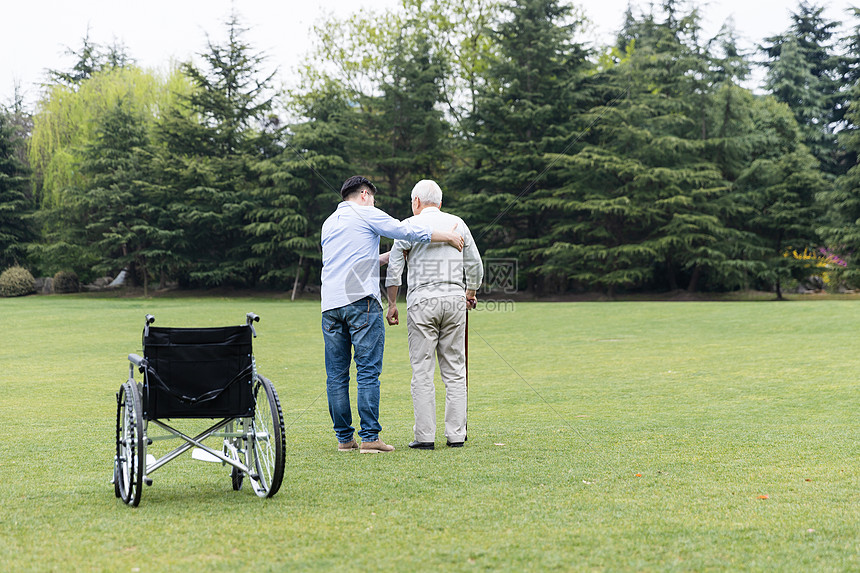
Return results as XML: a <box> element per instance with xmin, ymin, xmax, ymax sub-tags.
<box><xmin>411</xmin><ymin>179</ymin><xmax>443</xmax><ymax>205</ymax></box>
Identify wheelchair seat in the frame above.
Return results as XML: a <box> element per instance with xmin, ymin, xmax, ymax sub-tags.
<box><xmin>143</xmin><ymin>324</ymin><xmax>254</xmax><ymax>420</ymax></box>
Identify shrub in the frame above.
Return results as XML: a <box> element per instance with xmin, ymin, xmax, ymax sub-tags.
<box><xmin>53</xmin><ymin>270</ymin><xmax>80</xmax><ymax>294</ymax></box>
<box><xmin>0</xmin><ymin>265</ymin><xmax>36</xmax><ymax>297</ymax></box>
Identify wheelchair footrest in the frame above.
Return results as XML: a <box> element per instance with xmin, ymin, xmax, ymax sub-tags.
<box><xmin>191</xmin><ymin>447</ymin><xmax>222</xmax><ymax>463</ymax></box>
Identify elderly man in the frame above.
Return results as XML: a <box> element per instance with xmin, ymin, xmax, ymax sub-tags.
<box><xmin>385</xmin><ymin>179</ymin><xmax>483</xmax><ymax>449</ymax></box>
<box><xmin>321</xmin><ymin>176</ymin><xmax>464</xmax><ymax>453</ymax></box>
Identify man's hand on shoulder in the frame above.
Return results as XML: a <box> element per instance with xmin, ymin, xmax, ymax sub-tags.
<box><xmin>429</xmin><ymin>225</ymin><xmax>464</xmax><ymax>251</ymax></box>
<box><xmin>446</xmin><ymin>224</ymin><xmax>464</xmax><ymax>251</ymax></box>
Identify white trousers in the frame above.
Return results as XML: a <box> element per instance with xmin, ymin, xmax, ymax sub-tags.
<box><xmin>406</xmin><ymin>295</ymin><xmax>467</xmax><ymax>442</ymax></box>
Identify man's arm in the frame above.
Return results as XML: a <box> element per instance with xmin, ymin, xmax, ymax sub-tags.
<box><xmin>385</xmin><ymin>241</ymin><xmax>408</xmax><ymax>325</ymax></box>
<box><xmin>462</xmin><ymin>221</ymin><xmax>483</xmax><ymax>309</ymax></box>
<box><xmin>364</xmin><ymin>207</ymin><xmax>464</xmax><ymax>251</ymax></box>
<box><xmin>386</xmin><ymin>285</ymin><xmax>400</xmax><ymax>325</ymax></box>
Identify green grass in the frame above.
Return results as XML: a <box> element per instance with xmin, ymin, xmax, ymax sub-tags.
<box><xmin>1</xmin><ymin>295</ymin><xmax>857</xmax><ymax>571</ymax></box>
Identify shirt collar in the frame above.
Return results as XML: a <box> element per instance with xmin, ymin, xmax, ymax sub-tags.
<box><xmin>420</xmin><ymin>206</ymin><xmax>441</xmax><ymax>213</ymax></box>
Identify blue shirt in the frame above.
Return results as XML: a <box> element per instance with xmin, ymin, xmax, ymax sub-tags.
<box><xmin>321</xmin><ymin>201</ymin><xmax>433</xmax><ymax>312</ymax></box>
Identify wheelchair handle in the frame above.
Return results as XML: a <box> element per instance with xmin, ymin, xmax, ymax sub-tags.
<box><xmin>246</xmin><ymin>312</ymin><xmax>259</xmax><ymax>337</ymax></box>
<box><xmin>144</xmin><ymin>314</ymin><xmax>155</xmax><ymax>337</ymax></box>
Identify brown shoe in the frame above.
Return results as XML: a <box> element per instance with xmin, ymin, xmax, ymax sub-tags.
<box><xmin>360</xmin><ymin>439</ymin><xmax>395</xmax><ymax>453</ymax></box>
<box><xmin>337</xmin><ymin>439</ymin><xmax>359</xmax><ymax>452</ymax></box>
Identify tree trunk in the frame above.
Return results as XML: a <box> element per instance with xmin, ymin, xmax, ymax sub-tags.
<box><xmin>687</xmin><ymin>265</ymin><xmax>701</xmax><ymax>293</ymax></box>
<box><xmin>142</xmin><ymin>262</ymin><xmax>148</xmax><ymax>298</ymax></box>
<box><xmin>291</xmin><ymin>255</ymin><xmax>303</xmax><ymax>301</ymax></box>
<box><xmin>298</xmin><ymin>259</ymin><xmax>311</xmax><ymax>294</ymax></box>
<box><xmin>666</xmin><ymin>257</ymin><xmax>678</xmax><ymax>291</ymax></box>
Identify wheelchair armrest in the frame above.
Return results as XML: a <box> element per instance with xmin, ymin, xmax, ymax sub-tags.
<box><xmin>128</xmin><ymin>354</ymin><xmax>146</xmax><ymax>368</ymax></box>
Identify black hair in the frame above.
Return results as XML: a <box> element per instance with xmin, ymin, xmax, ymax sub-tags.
<box><xmin>340</xmin><ymin>175</ymin><xmax>377</xmax><ymax>199</ymax></box>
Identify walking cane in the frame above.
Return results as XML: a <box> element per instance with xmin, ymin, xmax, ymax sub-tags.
<box><xmin>465</xmin><ymin>302</ymin><xmax>469</xmax><ymax>441</ymax></box>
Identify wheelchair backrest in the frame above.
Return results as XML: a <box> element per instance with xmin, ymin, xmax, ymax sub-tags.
<box><xmin>142</xmin><ymin>324</ymin><xmax>255</xmax><ymax>420</ymax></box>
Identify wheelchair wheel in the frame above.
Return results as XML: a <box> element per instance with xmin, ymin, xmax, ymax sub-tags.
<box><xmin>231</xmin><ymin>466</ymin><xmax>244</xmax><ymax>491</ymax></box>
<box><xmin>248</xmin><ymin>375</ymin><xmax>285</xmax><ymax>498</ymax></box>
<box><xmin>115</xmin><ymin>381</ymin><xmax>144</xmax><ymax>506</ymax></box>
<box><xmin>222</xmin><ymin>419</ymin><xmax>244</xmax><ymax>491</ymax></box>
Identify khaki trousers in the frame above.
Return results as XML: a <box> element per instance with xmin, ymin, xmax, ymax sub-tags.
<box><xmin>406</xmin><ymin>295</ymin><xmax>467</xmax><ymax>442</ymax></box>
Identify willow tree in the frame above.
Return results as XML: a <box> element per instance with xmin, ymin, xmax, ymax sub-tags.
<box><xmin>28</xmin><ymin>66</ymin><xmax>188</xmax><ymax>279</ymax></box>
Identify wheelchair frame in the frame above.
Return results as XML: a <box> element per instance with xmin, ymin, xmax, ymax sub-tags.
<box><xmin>113</xmin><ymin>312</ymin><xmax>285</xmax><ymax>506</ymax></box>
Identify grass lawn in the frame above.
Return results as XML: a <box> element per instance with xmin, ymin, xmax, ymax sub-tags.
<box><xmin>0</xmin><ymin>295</ymin><xmax>857</xmax><ymax>571</ymax></box>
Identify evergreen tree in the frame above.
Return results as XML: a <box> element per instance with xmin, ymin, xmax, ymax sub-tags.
<box><xmin>453</xmin><ymin>0</ymin><xmax>594</xmax><ymax>293</ymax></box>
<box><xmin>0</xmin><ymin>105</ymin><xmax>33</xmax><ymax>268</ymax></box>
<box><xmin>309</xmin><ymin>2</ymin><xmax>452</xmax><ymax>216</ymax></box>
<box><xmin>364</xmin><ymin>21</ymin><xmax>449</xmax><ymax>214</ymax></box>
<box><xmin>28</xmin><ymin>66</ymin><xmax>177</xmax><ymax>280</ymax></box>
<box><xmin>260</xmin><ymin>80</ymin><xmax>357</xmax><ymax>292</ymax></box>
<box><xmin>732</xmin><ymin>97</ymin><xmax>827</xmax><ymax>298</ymax></box>
<box><xmin>538</xmin><ymin>2</ymin><xmax>742</xmax><ymax>295</ymax></box>
<box><xmin>820</xmin><ymin>81</ymin><xmax>860</xmax><ymax>287</ymax></box>
<box><xmin>48</xmin><ymin>32</ymin><xmax>134</xmax><ymax>88</ymax></box>
<box><xmin>761</xmin><ymin>1</ymin><xmax>845</xmax><ymax>174</ymax></box>
<box><xmin>155</xmin><ymin>13</ymin><xmax>282</xmax><ymax>287</ymax></box>
<box><xmin>76</xmin><ymin>99</ymin><xmax>178</xmax><ymax>294</ymax></box>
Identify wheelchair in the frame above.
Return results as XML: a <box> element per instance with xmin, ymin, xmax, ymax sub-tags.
<box><xmin>113</xmin><ymin>312</ymin><xmax>285</xmax><ymax>506</ymax></box>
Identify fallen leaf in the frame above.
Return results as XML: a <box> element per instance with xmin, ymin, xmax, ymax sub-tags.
<box><xmin>635</xmin><ymin>473</ymin><xmax>642</xmax><ymax>477</ymax></box>
<box><xmin>757</xmin><ymin>494</ymin><xmax>769</xmax><ymax>500</ymax></box>
<box><xmin>805</xmin><ymin>478</ymin><xmax>813</xmax><ymax>482</ymax></box>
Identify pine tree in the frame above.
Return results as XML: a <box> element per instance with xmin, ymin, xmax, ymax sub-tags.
<box><xmin>309</xmin><ymin>2</ymin><xmax>452</xmax><ymax>216</ymax></box>
<box><xmin>155</xmin><ymin>12</ymin><xmax>281</xmax><ymax>287</ymax></box>
<box><xmin>732</xmin><ymin>97</ymin><xmax>827</xmax><ymax>298</ymax></box>
<box><xmin>28</xmin><ymin>65</ymin><xmax>175</xmax><ymax>281</ymax></box>
<box><xmin>0</xmin><ymin>105</ymin><xmax>33</xmax><ymax>268</ymax></box>
<box><xmin>452</xmin><ymin>0</ymin><xmax>594</xmax><ymax>293</ymax></box>
<box><xmin>259</xmin><ymin>81</ymin><xmax>357</xmax><ymax>293</ymax></box>
<box><xmin>820</xmin><ymin>81</ymin><xmax>860</xmax><ymax>287</ymax></box>
<box><xmin>75</xmin><ymin>98</ymin><xmax>177</xmax><ymax>295</ymax></box>
<box><xmin>48</xmin><ymin>32</ymin><xmax>134</xmax><ymax>88</ymax></box>
<box><xmin>366</xmin><ymin>23</ymin><xmax>449</xmax><ymax>214</ymax></box>
<box><xmin>761</xmin><ymin>1</ymin><xmax>845</xmax><ymax>174</ymax></box>
<box><xmin>537</xmin><ymin>2</ymin><xmax>741</xmax><ymax>295</ymax></box>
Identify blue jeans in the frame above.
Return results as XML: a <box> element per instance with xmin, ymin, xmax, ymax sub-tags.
<box><xmin>322</xmin><ymin>296</ymin><xmax>385</xmax><ymax>443</ymax></box>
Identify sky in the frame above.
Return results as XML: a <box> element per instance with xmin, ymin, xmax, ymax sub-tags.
<box><xmin>2</xmin><ymin>0</ymin><xmax>856</xmax><ymax>108</ymax></box>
